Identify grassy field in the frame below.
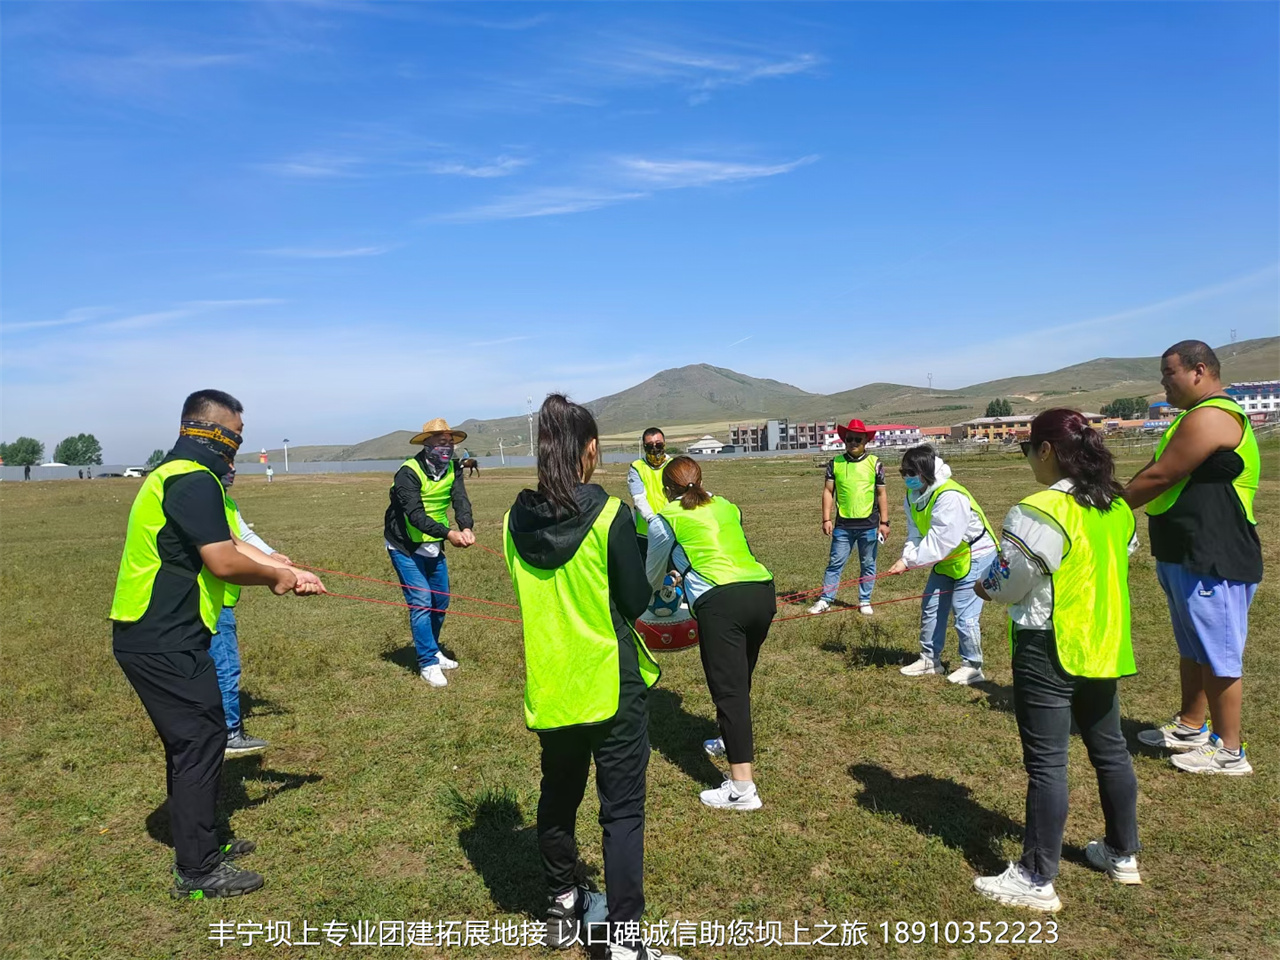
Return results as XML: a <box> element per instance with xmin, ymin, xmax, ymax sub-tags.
<box><xmin>1</xmin><ymin>447</ymin><xmax>1276</xmax><ymax>960</ymax></box>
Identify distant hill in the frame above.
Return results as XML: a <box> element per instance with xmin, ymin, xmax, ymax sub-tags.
<box><xmin>268</xmin><ymin>337</ymin><xmax>1278</xmax><ymax>460</ymax></box>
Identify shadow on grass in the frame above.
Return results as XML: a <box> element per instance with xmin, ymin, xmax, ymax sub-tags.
<box><xmin>380</xmin><ymin>642</ymin><xmax>460</xmax><ymax>675</ymax></box>
<box><xmin>848</xmin><ymin>763</ymin><xmax>1025</xmax><ymax>874</ymax></box>
<box><xmin>821</xmin><ymin>619</ymin><xmax>918</xmax><ymax>668</ymax></box>
<box><xmin>968</xmin><ymin>684</ymin><xmax>1163</xmax><ymax>759</ymax></box>
<box><xmin>145</xmin><ymin>754</ymin><xmax>323</xmax><ymax>850</ymax></box>
<box><xmin>646</xmin><ymin>688</ymin><xmax>723</xmax><ymax>788</ymax></box>
<box><xmin>240</xmin><ymin>689</ymin><xmax>289</xmax><ymax>719</ymax></box>
<box><xmin>969</xmin><ymin>679</ymin><xmax>1015</xmax><ymax>713</ymax></box>
<box><xmin>448</xmin><ymin>784</ymin><xmax>599</xmax><ymax>918</ymax></box>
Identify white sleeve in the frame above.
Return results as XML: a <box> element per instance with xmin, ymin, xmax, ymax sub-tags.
<box><xmin>627</xmin><ymin>466</ymin><xmax>657</xmax><ymax>522</ymax></box>
<box><xmin>236</xmin><ymin>510</ymin><xmax>274</xmax><ymax>554</ymax></box>
<box><xmin>900</xmin><ymin>496</ymin><xmax>923</xmax><ymax>563</ymax></box>
<box><xmin>910</xmin><ymin>490</ymin><xmax>969</xmax><ymax>568</ymax></box>
<box><xmin>644</xmin><ymin>516</ymin><xmax>675</xmax><ymax>591</ymax></box>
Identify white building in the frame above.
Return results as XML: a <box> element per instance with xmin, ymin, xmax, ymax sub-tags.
<box><xmin>867</xmin><ymin>424</ymin><xmax>923</xmax><ymax>448</ymax></box>
<box><xmin>687</xmin><ymin>435</ymin><xmax>725</xmax><ymax>455</ymax></box>
<box><xmin>1227</xmin><ymin>380</ymin><xmax>1280</xmax><ymax>416</ymax></box>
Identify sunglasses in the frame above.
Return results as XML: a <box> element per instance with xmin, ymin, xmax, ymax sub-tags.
<box><xmin>644</xmin><ymin>442</ymin><xmax>665</xmax><ymax>451</ymax></box>
<box><xmin>1019</xmin><ymin>441</ymin><xmax>1034</xmax><ymax>457</ymax></box>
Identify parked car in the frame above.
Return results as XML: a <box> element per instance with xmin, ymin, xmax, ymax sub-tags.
<box><xmin>122</xmin><ymin>467</ymin><xmax>151</xmax><ymax>478</ymax></box>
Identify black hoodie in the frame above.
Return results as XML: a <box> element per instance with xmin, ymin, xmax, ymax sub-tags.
<box><xmin>507</xmin><ymin>483</ymin><xmax>654</xmax><ymax>710</ymax></box>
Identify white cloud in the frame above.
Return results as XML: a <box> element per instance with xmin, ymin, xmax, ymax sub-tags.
<box><xmin>423</xmin><ymin>156</ymin><xmax>530</xmax><ymax>178</ymax></box>
<box><xmin>587</xmin><ymin>40</ymin><xmax>821</xmax><ymax>104</ymax></box>
<box><xmin>618</xmin><ymin>155</ymin><xmax>818</xmax><ymax>188</ymax></box>
<box><xmin>257</xmin><ymin>246</ymin><xmax>394</xmax><ymax>259</ymax></box>
<box><xmin>438</xmin><ymin>188</ymin><xmax>648</xmax><ymax>223</ymax></box>
<box><xmin>3</xmin><ymin>299</ymin><xmax>284</xmax><ymax>337</ymax></box>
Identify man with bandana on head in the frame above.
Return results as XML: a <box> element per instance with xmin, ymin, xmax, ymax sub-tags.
<box><xmin>110</xmin><ymin>389</ymin><xmax>325</xmax><ymax>901</ymax></box>
<box><xmin>384</xmin><ymin>417</ymin><xmax>475</xmax><ymax>687</ymax></box>
<box><xmin>628</xmin><ymin>426</ymin><xmax>671</xmax><ymax>561</ymax></box>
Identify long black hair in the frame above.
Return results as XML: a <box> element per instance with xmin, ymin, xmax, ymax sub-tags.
<box><xmin>1028</xmin><ymin>409</ymin><xmax>1123</xmax><ymax>510</ymax></box>
<box><xmin>536</xmin><ymin>393</ymin><xmax>599</xmax><ymax>515</ymax></box>
<box><xmin>900</xmin><ymin>444</ymin><xmax>938</xmax><ymax>487</ymax></box>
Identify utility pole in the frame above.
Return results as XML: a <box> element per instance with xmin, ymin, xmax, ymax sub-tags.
<box><xmin>526</xmin><ymin>397</ymin><xmax>535</xmax><ymax>456</ymax></box>
<box><xmin>928</xmin><ymin>372</ymin><xmax>933</xmax><ymax>396</ymax></box>
<box><xmin>282</xmin><ymin>439</ymin><xmax>290</xmax><ymax>473</ymax></box>
<box><xmin>498</xmin><ymin>437</ymin><xmax>505</xmax><ymax>465</ymax></box>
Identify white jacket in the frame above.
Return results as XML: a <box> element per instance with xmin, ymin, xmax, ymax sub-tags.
<box><xmin>900</xmin><ymin>459</ymin><xmax>995</xmax><ymax>568</ymax></box>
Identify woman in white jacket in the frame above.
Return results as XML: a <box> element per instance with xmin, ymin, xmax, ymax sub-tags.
<box><xmin>885</xmin><ymin>446</ymin><xmax>998</xmax><ymax>685</ymax></box>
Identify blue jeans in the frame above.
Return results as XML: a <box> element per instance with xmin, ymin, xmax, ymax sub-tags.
<box><xmin>209</xmin><ymin>606</ymin><xmax>241</xmax><ymax>733</ymax></box>
<box><xmin>821</xmin><ymin>527</ymin><xmax>879</xmax><ymax>604</ymax></box>
<box><xmin>918</xmin><ymin>562</ymin><xmax>985</xmax><ymax>666</ymax></box>
<box><xmin>388</xmin><ymin>548</ymin><xmax>450</xmax><ymax>669</ymax></box>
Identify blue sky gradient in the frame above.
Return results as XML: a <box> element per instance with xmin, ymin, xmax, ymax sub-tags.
<box><xmin>2</xmin><ymin>2</ymin><xmax>1277</xmax><ymax>460</ymax></box>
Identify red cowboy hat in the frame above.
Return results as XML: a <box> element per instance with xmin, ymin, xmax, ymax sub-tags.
<box><xmin>836</xmin><ymin>418</ymin><xmax>876</xmax><ymax>442</ymax></box>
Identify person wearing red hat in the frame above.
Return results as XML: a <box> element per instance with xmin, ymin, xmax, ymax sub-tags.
<box><xmin>808</xmin><ymin>419</ymin><xmax>890</xmax><ymax>616</ymax></box>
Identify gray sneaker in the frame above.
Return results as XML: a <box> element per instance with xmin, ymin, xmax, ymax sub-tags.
<box><xmin>171</xmin><ymin>860</ymin><xmax>264</xmax><ymax>900</ymax></box>
<box><xmin>1137</xmin><ymin>716</ymin><xmax>1210</xmax><ymax>751</ymax></box>
<box><xmin>225</xmin><ymin>729</ymin><xmax>269</xmax><ymax>758</ymax></box>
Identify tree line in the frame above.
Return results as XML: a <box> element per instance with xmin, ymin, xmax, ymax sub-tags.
<box><xmin>0</xmin><ymin>434</ymin><xmax>103</xmax><ymax>466</ymax></box>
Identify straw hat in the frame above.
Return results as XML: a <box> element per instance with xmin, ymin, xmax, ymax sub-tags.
<box><xmin>410</xmin><ymin>418</ymin><xmax>468</xmax><ymax>445</ymax></box>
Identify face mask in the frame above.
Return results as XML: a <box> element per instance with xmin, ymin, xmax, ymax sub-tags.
<box><xmin>902</xmin><ymin>475</ymin><xmax>924</xmax><ymax>492</ymax></box>
<box><xmin>425</xmin><ymin>443</ymin><xmax>454</xmax><ymax>468</ymax></box>
<box><xmin>644</xmin><ymin>444</ymin><xmax>665</xmax><ymax>467</ymax></box>
<box><xmin>179</xmin><ymin>419</ymin><xmax>242</xmax><ymax>466</ymax></box>
<box><xmin>223</xmin><ymin>469</ymin><xmax>236</xmax><ymax>489</ymax></box>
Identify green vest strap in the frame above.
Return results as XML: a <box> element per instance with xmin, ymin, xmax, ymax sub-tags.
<box><xmin>504</xmin><ymin>497</ymin><xmax>660</xmax><ymax>731</ymax></box>
<box><xmin>908</xmin><ymin>479</ymin><xmax>996</xmax><ymax>579</ymax></box>
<box><xmin>658</xmin><ymin>495</ymin><xmax>772</xmax><ymax>588</ymax></box>
<box><xmin>399</xmin><ymin>458</ymin><xmax>455</xmax><ymax>543</ymax></box>
<box><xmin>1013</xmin><ymin>490</ymin><xmax>1136</xmax><ymax>679</ymax></box>
<box><xmin>631</xmin><ymin>458</ymin><xmax>669</xmax><ymax>537</ymax></box>
<box><xmin>832</xmin><ymin>455</ymin><xmax>879</xmax><ymax>520</ymax></box>
<box><xmin>109</xmin><ymin>460</ymin><xmax>228</xmax><ymax>634</ymax></box>
<box><xmin>1146</xmin><ymin>396</ymin><xmax>1259</xmax><ymax>523</ymax></box>
<box><xmin>223</xmin><ymin>495</ymin><xmax>242</xmax><ymax>608</ymax></box>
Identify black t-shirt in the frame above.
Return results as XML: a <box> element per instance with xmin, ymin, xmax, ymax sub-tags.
<box><xmin>824</xmin><ymin>454</ymin><xmax>887</xmax><ymax>530</ymax></box>
<box><xmin>112</xmin><ymin>471</ymin><xmax>233</xmax><ymax>653</ymax></box>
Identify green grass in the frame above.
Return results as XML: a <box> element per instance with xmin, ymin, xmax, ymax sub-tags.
<box><xmin>2</xmin><ymin>449</ymin><xmax>1277</xmax><ymax>959</ymax></box>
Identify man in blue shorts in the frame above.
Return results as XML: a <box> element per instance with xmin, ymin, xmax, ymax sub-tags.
<box><xmin>1124</xmin><ymin>340</ymin><xmax>1262</xmax><ymax>776</ymax></box>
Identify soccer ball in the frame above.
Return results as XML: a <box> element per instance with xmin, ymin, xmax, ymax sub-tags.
<box><xmin>649</xmin><ymin>582</ymin><xmax>684</xmax><ymax>618</ymax></box>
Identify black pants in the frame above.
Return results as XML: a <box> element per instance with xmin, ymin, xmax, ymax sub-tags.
<box><xmin>1013</xmin><ymin>630</ymin><xmax>1140</xmax><ymax>880</ymax></box>
<box><xmin>694</xmin><ymin>581</ymin><xmax>776</xmax><ymax>766</ymax></box>
<box><xmin>635</xmin><ymin>534</ymin><xmax>648</xmax><ymax>562</ymax></box>
<box><xmin>536</xmin><ymin>682</ymin><xmax>649</xmax><ymax>927</ymax></box>
<box><xmin>115</xmin><ymin>648</ymin><xmax>226</xmax><ymax>877</ymax></box>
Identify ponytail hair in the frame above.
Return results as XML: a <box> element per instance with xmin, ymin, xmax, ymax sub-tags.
<box><xmin>662</xmin><ymin>456</ymin><xmax>712</xmax><ymax>510</ymax></box>
<box><xmin>1028</xmin><ymin>408</ymin><xmax>1122</xmax><ymax>510</ymax></box>
<box><xmin>536</xmin><ymin>393</ymin><xmax>598</xmax><ymax>516</ymax></box>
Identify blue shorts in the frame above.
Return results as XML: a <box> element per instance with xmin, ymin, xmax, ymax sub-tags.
<box><xmin>1155</xmin><ymin>561</ymin><xmax>1257</xmax><ymax>678</ymax></box>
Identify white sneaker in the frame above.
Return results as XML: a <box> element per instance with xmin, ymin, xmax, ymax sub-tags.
<box><xmin>807</xmin><ymin>599</ymin><xmax>831</xmax><ymax>615</ymax></box>
<box><xmin>1084</xmin><ymin>840</ymin><xmax>1142</xmax><ymax>885</ymax></box>
<box><xmin>609</xmin><ymin>945</ymin><xmax>684</xmax><ymax>960</ymax></box>
<box><xmin>419</xmin><ymin>665</ymin><xmax>448</xmax><ymax>687</ymax></box>
<box><xmin>435</xmin><ymin>653</ymin><xmax>459</xmax><ymax>670</ymax></box>
<box><xmin>1137</xmin><ymin>715</ymin><xmax>1210</xmax><ymax>751</ymax></box>
<box><xmin>1170</xmin><ymin>735</ymin><xmax>1253</xmax><ymax>776</ymax></box>
<box><xmin>703</xmin><ymin>737</ymin><xmax>726</xmax><ymax>760</ymax></box>
<box><xmin>973</xmin><ymin>862</ymin><xmax>1062</xmax><ymax>913</ymax></box>
<box><xmin>700</xmin><ymin>780</ymin><xmax>763</xmax><ymax>811</ymax></box>
<box><xmin>900</xmin><ymin>656</ymin><xmax>942</xmax><ymax>677</ymax></box>
<box><xmin>859</xmin><ymin>603</ymin><xmax>874</xmax><ymax>615</ymax></box>
<box><xmin>947</xmin><ymin>664</ymin><xmax>986</xmax><ymax>686</ymax></box>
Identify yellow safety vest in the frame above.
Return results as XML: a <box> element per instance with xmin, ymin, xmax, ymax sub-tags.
<box><xmin>109</xmin><ymin>460</ymin><xmax>229</xmax><ymax>634</ymax></box>
<box><xmin>504</xmin><ymin>497</ymin><xmax>660</xmax><ymax>731</ymax></box>
<box><xmin>908</xmin><ymin>479</ymin><xmax>996</xmax><ymax>579</ymax></box>
<box><xmin>631</xmin><ymin>458</ymin><xmax>669</xmax><ymax>537</ymax></box>
<box><xmin>658</xmin><ymin>495</ymin><xmax>772</xmax><ymax>589</ymax></box>
<box><xmin>1012</xmin><ymin>489</ymin><xmax>1136</xmax><ymax>678</ymax></box>
<box><xmin>399</xmin><ymin>458</ymin><xmax>455</xmax><ymax>543</ymax></box>
<box><xmin>223</xmin><ymin>495</ymin><xmax>242</xmax><ymax>608</ymax></box>
<box><xmin>832</xmin><ymin>455</ymin><xmax>879</xmax><ymax>519</ymax></box>
<box><xmin>1147</xmin><ymin>396</ymin><xmax>1259</xmax><ymax>524</ymax></box>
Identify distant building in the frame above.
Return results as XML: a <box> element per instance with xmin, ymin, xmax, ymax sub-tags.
<box><xmin>952</xmin><ymin>413</ymin><xmax>1105</xmax><ymax>442</ymax></box>
<box><xmin>729</xmin><ymin>419</ymin><xmax>837</xmax><ymax>452</ymax></box>
<box><xmin>919</xmin><ymin>426</ymin><xmax>952</xmax><ymax>443</ymax></box>
<box><xmin>1226</xmin><ymin>380</ymin><xmax>1280</xmax><ymax>417</ymax></box>
<box><xmin>866</xmin><ymin>424</ymin><xmax>922</xmax><ymax>448</ymax></box>
<box><xmin>686</xmin><ymin>435</ymin><xmax>725</xmax><ymax>455</ymax></box>
<box><xmin>1147</xmin><ymin>401</ymin><xmax>1177</xmax><ymax>420</ymax></box>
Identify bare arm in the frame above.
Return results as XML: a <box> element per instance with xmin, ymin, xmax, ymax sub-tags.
<box><xmin>1123</xmin><ymin>406</ymin><xmax>1242</xmax><ymax>509</ymax></box>
<box><xmin>202</xmin><ymin>541</ymin><xmax>324</xmax><ymax>595</ymax></box>
<box><xmin>876</xmin><ymin>485</ymin><xmax>890</xmax><ymax>534</ymax></box>
<box><xmin>821</xmin><ymin>480</ymin><xmax>835</xmax><ymax>535</ymax></box>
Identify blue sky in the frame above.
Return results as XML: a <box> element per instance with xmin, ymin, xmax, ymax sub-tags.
<box><xmin>2</xmin><ymin>1</ymin><xmax>1277</xmax><ymax>461</ymax></box>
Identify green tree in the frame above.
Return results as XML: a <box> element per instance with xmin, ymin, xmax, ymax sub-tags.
<box><xmin>146</xmin><ymin>448</ymin><xmax>166</xmax><ymax>468</ymax></box>
<box><xmin>985</xmin><ymin>398</ymin><xmax>1013</xmax><ymax>418</ymax></box>
<box><xmin>1101</xmin><ymin>396</ymin><xmax>1150</xmax><ymax>420</ymax></box>
<box><xmin>54</xmin><ymin>433</ymin><xmax>104</xmax><ymax>465</ymax></box>
<box><xmin>1</xmin><ymin>437</ymin><xmax>45</xmax><ymax>466</ymax></box>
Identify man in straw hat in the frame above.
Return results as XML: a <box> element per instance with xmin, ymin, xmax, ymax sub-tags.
<box><xmin>385</xmin><ymin>418</ymin><xmax>475</xmax><ymax>687</ymax></box>
<box><xmin>808</xmin><ymin>418</ymin><xmax>890</xmax><ymax>617</ymax></box>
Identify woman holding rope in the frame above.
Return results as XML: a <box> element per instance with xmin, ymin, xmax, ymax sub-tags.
<box><xmin>884</xmin><ymin>444</ymin><xmax>997</xmax><ymax>685</ymax></box>
<box><xmin>502</xmin><ymin>394</ymin><xmax>678</xmax><ymax>960</ymax></box>
<box><xmin>971</xmin><ymin>409</ymin><xmax>1141</xmax><ymax>912</ymax></box>
<box><xmin>645</xmin><ymin>456</ymin><xmax>776</xmax><ymax>812</ymax></box>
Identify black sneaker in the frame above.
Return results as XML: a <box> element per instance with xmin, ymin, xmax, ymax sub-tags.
<box><xmin>547</xmin><ymin>885</ymin><xmax>608</xmax><ymax>950</ymax></box>
<box><xmin>218</xmin><ymin>839</ymin><xmax>257</xmax><ymax>862</ymax></box>
<box><xmin>225</xmin><ymin>729</ymin><xmax>269</xmax><ymax>758</ymax></box>
<box><xmin>170</xmin><ymin>861</ymin><xmax>264</xmax><ymax>900</ymax></box>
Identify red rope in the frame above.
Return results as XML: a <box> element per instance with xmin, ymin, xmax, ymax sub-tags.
<box><xmin>294</xmin><ymin>562</ymin><xmax>519</xmax><ymax>610</ymax></box>
<box><xmin>320</xmin><ymin>590</ymin><xmax>524</xmax><ymax>625</ymax></box>
<box><xmin>772</xmin><ymin>587</ymin><xmax>952</xmax><ymax>622</ymax></box>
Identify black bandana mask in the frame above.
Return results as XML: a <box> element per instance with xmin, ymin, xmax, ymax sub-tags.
<box><xmin>179</xmin><ymin>419</ymin><xmax>243</xmax><ymax>466</ymax></box>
